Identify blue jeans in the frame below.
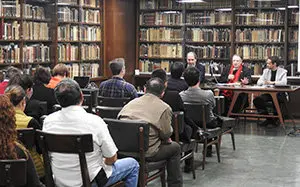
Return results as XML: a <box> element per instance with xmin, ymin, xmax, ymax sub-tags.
<box><xmin>92</xmin><ymin>158</ymin><xmax>139</xmax><ymax>187</ymax></box>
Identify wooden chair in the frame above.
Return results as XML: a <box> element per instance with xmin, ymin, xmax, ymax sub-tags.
<box><xmin>36</xmin><ymin>130</ymin><xmax>124</xmax><ymax>187</ymax></box>
<box><xmin>183</xmin><ymin>103</ymin><xmax>222</xmax><ymax>170</ymax></box>
<box><xmin>214</xmin><ymin>96</ymin><xmax>236</xmax><ymax>150</ymax></box>
<box><xmin>172</xmin><ymin>111</ymin><xmax>197</xmax><ymax>179</ymax></box>
<box><xmin>95</xmin><ymin>106</ymin><xmax>123</xmax><ymax>119</ymax></box>
<box><xmin>0</xmin><ymin>159</ymin><xmax>27</xmax><ymax>187</ymax></box>
<box><xmin>103</xmin><ymin>118</ymin><xmax>167</xmax><ymax>187</ymax></box>
<box><xmin>97</xmin><ymin>96</ymin><xmax>131</xmax><ymax>107</ymax></box>
<box><xmin>17</xmin><ymin>128</ymin><xmax>35</xmax><ymax>149</ymax></box>
<box><xmin>83</xmin><ymin>94</ymin><xmax>93</xmax><ymax>113</ymax></box>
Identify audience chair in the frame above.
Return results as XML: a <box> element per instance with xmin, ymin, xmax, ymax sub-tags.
<box><xmin>104</xmin><ymin>118</ymin><xmax>167</xmax><ymax>187</ymax></box>
<box><xmin>95</xmin><ymin>106</ymin><xmax>123</xmax><ymax>119</ymax></box>
<box><xmin>17</xmin><ymin>128</ymin><xmax>35</xmax><ymax>149</ymax></box>
<box><xmin>183</xmin><ymin>103</ymin><xmax>222</xmax><ymax>170</ymax></box>
<box><xmin>97</xmin><ymin>96</ymin><xmax>131</xmax><ymax>107</ymax></box>
<box><xmin>0</xmin><ymin>159</ymin><xmax>27</xmax><ymax>187</ymax></box>
<box><xmin>82</xmin><ymin>89</ymin><xmax>98</xmax><ymax>107</ymax></box>
<box><xmin>83</xmin><ymin>94</ymin><xmax>93</xmax><ymax>113</ymax></box>
<box><xmin>172</xmin><ymin>112</ymin><xmax>197</xmax><ymax>179</ymax></box>
<box><xmin>214</xmin><ymin>96</ymin><xmax>236</xmax><ymax>150</ymax></box>
<box><xmin>36</xmin><ymin>130</ymin><xmax>124</xmax><ymax>187</ymax></box>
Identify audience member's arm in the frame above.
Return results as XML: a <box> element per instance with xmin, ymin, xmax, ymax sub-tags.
<box><xmin>27</xmin><ymin>118</ymin><xmax>42</xmax><ymax>130</ymax></box>
<box><xmin>104</xmin><ymin>154</ymin><xmax>117</xmax><ymax>165</ymax></box>
<box><xmin>158</xmin><ymin>108</ymin><xmax>173</xmax><ymax>140</ymax></box>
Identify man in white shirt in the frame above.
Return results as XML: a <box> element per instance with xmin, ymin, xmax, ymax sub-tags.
<box><xmin>43</xmin><ymin>79</ymin><xmax>139</xmax><ymax>187</ymax></box>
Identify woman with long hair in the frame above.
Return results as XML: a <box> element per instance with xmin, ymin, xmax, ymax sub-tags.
<box><xmin>0</xmin><ymin>95</ymin><xmax>44</xmax><ymax>187</ymax></box>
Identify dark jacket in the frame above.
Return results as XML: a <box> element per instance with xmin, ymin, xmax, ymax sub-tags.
<box><xmin>196</xmin><ymin>63</ymin><xmax>206</xmax><ymax>83</ymax></box>
<box><xmin>219</xmin><ymin>65</ymin><xmax>252</xmax><ymax>84</ymax></box>
<box><xmin>167</xmin><ymin>78</ymin><xmax>188</xmax><ymax>93</ymax></box>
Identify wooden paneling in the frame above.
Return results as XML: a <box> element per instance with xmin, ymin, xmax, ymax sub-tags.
<box><xmin>104</xmin><ymin>0</ymin><xmax>137</xmax><ymax>83</ymax></box>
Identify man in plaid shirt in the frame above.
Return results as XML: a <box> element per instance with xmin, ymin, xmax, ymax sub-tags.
<box><xmin>99</xmin><ymin>58</ymin><xmax>138</xmax><ymax>99</ymax></box>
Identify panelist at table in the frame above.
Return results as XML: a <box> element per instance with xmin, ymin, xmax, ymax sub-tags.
<box><xmin>253</xmin><ymin>56</ymin><xmax>287</xmax><ymax>126</ymax></box>
<box><xmin>218</xmin><ymin>54</ymin><xmax>252</xmax><ymax>114</ymax></box>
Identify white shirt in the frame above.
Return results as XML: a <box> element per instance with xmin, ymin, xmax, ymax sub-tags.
<box><xmin>43</xmin><ymin>105</ymin><xmax>118</xmax><ymax>187</ymax></box>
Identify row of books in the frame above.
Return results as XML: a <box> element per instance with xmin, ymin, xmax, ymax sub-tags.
<box><xmin>23</xmin><ymin>44</ymin><xmax>50</xmax><ymax>63</ymax></box>
<box><xmin>289</xmin><ymin>30</ymin><xmax>298</xmax><ymax>42</ymax></box>
<box><xmin>81</xmin><ymin>10</ymin><xmax>100</xmax><ymax>24</ymax></box>
<box><xmin>0</xmin><ymin>21</ymin><xmax>20</xmax><ymax>40</ymax></box>
<box><xmin>80</xmin><ymin>44</ymin><xmax>100</xmax><ymax>61</ymax></box>
<box><xmin>57</xmin><ymin>0</ymin><xmax>77</xmax><ymax>5</ymax></box>
<box><xmin>139</xmin><ymin>12</ymin><xmax>183</xmax><ymax>26</ymax></box>
<box><xmin>236</xmin><ymin>12</ymin><xmax>284</xmax><ymax>25</ymax></box>
<box><xmin>23</xmin><ymin>22</ymin><xmax>49</xmax><ymax>40</ymax></box>
<box><xmin>236</xmin><ymin>45</ymin><xmax>283</xmax><ymax>60</ymax></box>
<box><xmin>0</xmin><ymin>44</ymin><xmax>20</xmax><ymax>64</ymax></box>
<box><xmin>186</xmin><ymin>45</ymin><xmax>230</xmax><ymax>59</ymax></box>
<box><xmin>186</xmin><ymin>28</ymin><xmax>231</xmax><ymax>42</ymax></box>
<box><xmin>186</xmin><ymin>12</ymin><xmax>231</xmax><ymax>25</ymax></box>
<box><xmin>139</xmin><ymin>59</ymin><xmax>172</xmax><ymax>73</ymax></box>
<box><xmin>140</xmin><ymin>28</ymin><xmax>182</xmax><ymax>42</ymax></box>
<box><xmin>80</xmin><ymin>26</ymin><xmax>101</xmax><ymax>41</ymax></box>
<box><xmin>139</xmin><ymin>44</ymin><xmax>183</xmax><ymax>58</ymax></box>
<box><xmin>237</xmin><ymin>0</ymin><xmax>283</xmax><ymax>8</ymax></box>
<box><xmin>66</xmin><ymin>63</ymin><xmax>99</xmax><ymax>78</ymax></box>
<box><xmin>235</xmin><ymin>29</ymin><xmax>284</xmax><ymax>42</ymax></box>
<box><xmin>57</xmin><ymin>44</ymin><xmax>79</xmax><ymax>62</ymax></box>
<box><xmin>58</xmin><ymin>7</ymin><xmax>79</xmax><ymax>22</ymax></box>
<box><xmin>139</xmin><ymin>0</ymin><xmax>182</xmax><ymax>10</ymax></box>
<box><xmin>58</xmin><ymin>25</ymin><xmax>79</xmax><ymax>41</ymax></box>
<box><xmin>0</xmin><ymin>0</ymin><xmax>20</xmax><ymax>17</ymax></box>
<box><xmin>79</xmin><ymin>0</ymin><xmax>100</xmax><ymax>8</ymax></box>
<box><xmin>185</xmin><ymin>0</ymin><xmax>231</xmax><ymax>9</ymax></box>
<box><xmin>23</xmin><ymin>4</ymin><xmax>46</xmax><ymax>20</ymax></box>
<box><xmin>289</xmin><ymin>46</ymin><xmax>298</xmax><ymax>60</ymax></box>
<box><xmin>290</xmin><ymin>10</ymin><xmax>299</xmax><ymax>25</ymax></box>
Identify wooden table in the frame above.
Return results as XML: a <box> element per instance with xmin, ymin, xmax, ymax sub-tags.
<box><xmin>216</xmin><ymin>84</ymin><xmax>300</xmax><ymax>128</ymax></box>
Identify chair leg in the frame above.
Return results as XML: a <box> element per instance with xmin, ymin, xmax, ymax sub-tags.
<box><xmin>218</xmin><ymin>135</ymin><xmax>222</xmax><ymax>147</ymax></box>
<box><xmin>215</xmin><ymin>137</ymin><xmax>221</xmax><ymax>163</ymax></box>
<box><xmin>160</xmin><ymin>168</ymin><xmax>166</xmax><ymax>187</ymax></box>
<box><xmin>202</xmin><ymin>140</ymin><xmax>207</xmax><ymax>170</ymax></box>
<box><xmin>191</xmin><ymin>152</ymin><xmax>196</xmax><ymax>179</ymax></box>
<box><xmin>139</xmin><ymin>172</ymin><xmax>146</xmax><ymax>187</ymax></box>
<box><xmin>230</xmin><ymin>131</ymin><xmax>236</xmax><ymax>150</ymax></box>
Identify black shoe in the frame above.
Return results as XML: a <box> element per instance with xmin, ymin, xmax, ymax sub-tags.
<box><xmin>184</xmin><ymin>165</ymin><xmax>192</xmax><ymax>173</ymax></box>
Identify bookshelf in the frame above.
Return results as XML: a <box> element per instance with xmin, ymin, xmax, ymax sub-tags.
<box><xmin>136</xmin><ymin>0</ymin><xmax>300</xmax><ymax>80</ymax></box>
<box><xmin>0</xmin><ymin>0</ymin><xmax>52</xmax><ymax>72</ymax></box>
<box><xmin>54</xmin><ymin>0</ymin><xmax>102</xmax><ymax>78</ymax></box>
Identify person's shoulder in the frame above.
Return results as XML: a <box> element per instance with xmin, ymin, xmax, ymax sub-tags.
<box><xmin>278</xmin><ymin>67</ymin><xmax>287</xmax><ymax>73</ymax></box>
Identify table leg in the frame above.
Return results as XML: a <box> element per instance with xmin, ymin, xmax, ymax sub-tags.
<box><xmin>227</xmin><ymin>91</ymin><xmax>241</xmax><ymax>117</ymax></box>
<box><xmin>270</xmin><ymin>92</ymin><xmax>284</xmax><ymax>128</ymax></box>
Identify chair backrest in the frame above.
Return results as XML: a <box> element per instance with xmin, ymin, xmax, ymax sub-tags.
<box><xmin>103</xmin><ymin>118</ymin><xmax>149</xmax><ymax>154</ymax></box>
<box><xmin>39</xmin><ymin>101</ymin><xmax>47</xmax><ymax>116</ymax></box>
<box><xmin>213</xmin><ymin>96</ymin><xmax>225</xmax><ymax>115</ymax></box>
<box><xmin>82</xmin><ymin>89</ymin><xmax>98</xmax><ymax>107</ymax></box>
<box><xmin>83</xmin><ymin>94</ymin><xmax>93</xmax><ymax>113</ymax></box>
<box><xmin>171</xmin><ymin>111</ymin><xmax>184</xmax><ymax>142</ymax></box>
<box><xmin>95</xmin><ymin>106</ymin><xmax>122</xmax><ymax>119</ymax></box>
<box><xmin>17</xmin><ymin>128</ymin><xmax>35</xmax><ymax>149</ymax></box>
<box><xmin>184</xmin><ymin>103</ymin><xmax>209</xmax><ymax>130</ymax></box>
<box><xmin>0</xmin><ymin>159</ymin><xmax>27</xmax><ymax>187</ymax></box>
<box><xmin>36</xmin><ymin>130</ymin><xmax>94</xmax><ymax>187</ymax></box>
<box><xmin>97</xmin><ymin>96</ymin><xmax>131</xmax><ymax>107</ymax></box>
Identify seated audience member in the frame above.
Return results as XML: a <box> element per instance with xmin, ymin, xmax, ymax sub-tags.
<box><xmin>118</xmin><ymin>78</ymin><xmax>182</xmax><ymax>187</ymax></box>
<box><xmin>47</xmin><ymin>64</ymin><xmax>69</xmax><ymax>89</ymax></box>
<box><xmin>152</xmin><ymin>69</ymin><xmax>196</xmax><ymax>173</ymax></box>
<box><xmin>180</xmin><ymin>67</ymin><xmax>222</xmax><ymax>157</ymax></box>
<box><xmin>5</xmin><ymin>85</ymin><xmax>44</xmax><ymax>178</ymax></box>
<box><xmin>8</xmin><ymin>74</ymin><xmax>45</xmax><ymax>121</ymax></box>
<box><xmin>99</xmin><ymin>58</ymin><xmax>138</xmax><ymax>99</ymax></box>
<box><xmin>30</xmin><ymin>66</ymin><xmax>57</xmax><ymax>114</ymax></box>
<box><xmin>167</xmin><ymin>62</ymin><xmax>188</xmax><ymax>92</ymax></box>
<box><xmin>186</xmin><ymin>52</ymin><xmax>205</xmax><ymax>83</ymax></box>
<box><xmin>0</xmin><ymin>66</ymin><xmax>22</xmax><ymax>94</ymax></box>
<box><xmin>43</xmin><ymin>79</ymin><xmax>139</xmax><ymax>187</ymax></box>
<box><xmin>0</xmin><ymin>95</ymin><xmax>44</xmax><ymax>187</ymax></box>
<box><xmin>218</xmin><ymin>54</ymin><xmax>252</xmax><ymax>114</ymax></box>
<box><xmin>253</xmin><ymin>56</ymin><xmax>287</xmax><ymax>126</ymax></box>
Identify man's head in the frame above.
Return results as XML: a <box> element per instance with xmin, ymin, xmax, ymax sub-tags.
<box><xmin>183</xmin><ymin>67</ymin><xmax>200</xmax><ymax>87</ymax></box>
<box><xmin>145</xmin><ymin>78</ymin><xmax>165</xmax><ymax>98</ymax></box>
<box><xmin>34</xmin><ymin>66</ymin><xmax>51</xmax><ymax>84</ymax></box>
<box><xmin>266</xmin><ymin>56</ymin><xmax>279</xmax><ymax>70</ymax></box>
<box><xmin>8</xmin><ymin>74</ymin><xmax>33</xmax><ymax>99</ymax></box>
<box><xmin>232</xmin><ymin>54</ymin><xmax>243</xmax><ymax>69</ymax></box>
<box><xmin>109</xmin><ymin>58</ymin><xmax>125</xmax><ymax>77</ymax></box>
<box><xmin>171</xmin><ymin>62</ymin><xmax>185</xmax><ymax>79</ymax></box>
<box><xmin>5</xmin><ymin>67</ymin><xmax>22</xmax><ymax>80</ymax></box>
<box><xmin>52</xmin><ymin>64</ymin><xmax>69</xmax><ymax>77</ymax></box>
<box><xmin>5</xmin><ymin>85</ymin><xmax>26</xmax><ymax>107</ymax></box>
<box><xmin>54</xmin><ymin>79</ymin><xmax>82</xmax><ymax>108</ymax></box>
<box><xmin>151</xmin><ymin>69</ymin><xmax>167</xmax><ymax>83</ymax></box>
<box><xmin>187</xmin><ymin>52</ymin><xmax>197</xmax><ymax>67</ymax></box>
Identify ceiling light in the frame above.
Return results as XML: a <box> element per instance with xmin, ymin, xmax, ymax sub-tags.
<box><xmin>215</xmin><ymin>8</ymin><xmax>232</xmax><ymax>12</ymax></box>
<box><xmin>288</xmin><ymin>5</ymin><xmax>299</xmax><ymax>9</ymax></box>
